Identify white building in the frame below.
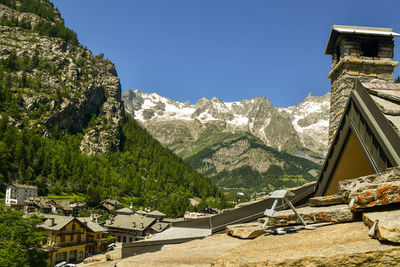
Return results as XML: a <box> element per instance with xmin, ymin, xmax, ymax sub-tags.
<box><xmin>5</xmin><ymin>184</ymin><xmax>38</xmax><ymax>206</ymax></box>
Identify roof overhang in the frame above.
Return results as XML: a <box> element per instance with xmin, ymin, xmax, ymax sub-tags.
<box><xmin>325</xmin><ymin>25</ymin><xmax>400</xmax><ymax>55</ymax></box>
<box><xmin>314</xmin><ymin>80</ymin><xmax>400</xmax><ymax>196</ymax></box>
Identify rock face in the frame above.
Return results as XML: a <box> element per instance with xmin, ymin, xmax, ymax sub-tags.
<box><xmin>0</xmin><ymin>3</ymin><xmax>124</xmax><ymax>155</ymax></box>
<box><xmin>363</xmin><ymin>210</ymin><xmax>400</xmax><ymax>243</ymax></box>
<box><xmin>259</xmin><ymin>204</ymin><xmax>354</xmax><ymax>226</ymax></box>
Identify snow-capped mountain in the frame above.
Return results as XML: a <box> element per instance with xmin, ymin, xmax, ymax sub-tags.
<box><xmin>122</xmin><ymin>89</ymin><xmax>330</xmax><ymax>158</ymax></box>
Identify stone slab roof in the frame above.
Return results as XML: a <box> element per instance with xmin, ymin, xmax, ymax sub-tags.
<box><xmin>10</xmin><ymin>183</ymin><xmax>38</xmax><ymax>190</ymax></box>
<box><xmin>104</xmin><ymin>214</ymin><xmax>156</xmax><ymax>231</ymax></box>
<box><xmin>364</xmin><ymin>82</ymin><xmax>400</xmax><ymax>135</ymax></box>
<box><xmin>212</xmin><ymin>222</ymin><xmax>400</xmax><ymax>266</ymax></box>
<box><xmin>150</xmin><ymin>222</ymin><xmax>169</xmax><ymax>233</ymax></box>
<box><xmin>148</xmin><ymin>227</ymin><xmax>211</xmax><ymax>241</ymax></box>
<box><xmin>38</xmin><ymin>215</ymin><xmax>75</xmax><ymax>231</ymax></box>
<box><xmin>315</xmin><ymin>80</ymin><xmax>400</xmax><ymax>196</ymax></box>
<box><xmin>77</xmin><ymin>218</ymin><xmax>107</xmax><ymax>233</ymax></box>
<box><xmin>57</xmin><ymin>202</ymin><xmax>73</xmax><ymax>211</ymax></box>
<box><xmin>147</xmin><ymin>210</ymin><xmax>166</xmax><ymax>217</ymax></box>
<box><xmin>116</xmin><ymin>207</ymin><xmax>133</xmax><ymax>214</ymax></box>
<box><xmin>325</xmin><ymin>25</ymin><xmax>400</xmax><ymax>54</ymax></box>
<box><xmin>135</xmin><ymin>209</ymin><xmax>147</xmax><ymax>215</ymax></box>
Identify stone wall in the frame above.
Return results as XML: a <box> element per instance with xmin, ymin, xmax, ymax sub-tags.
<box><xmin>328</xmin><ymin>34</ymin><xmax>397</xmax><ymax>141</ymax></box>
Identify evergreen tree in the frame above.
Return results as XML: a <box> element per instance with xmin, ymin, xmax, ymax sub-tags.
<box><xmin>0</xmin><ymin>205</ymin><xmax>47</xmax><ymax>267</ymax></box>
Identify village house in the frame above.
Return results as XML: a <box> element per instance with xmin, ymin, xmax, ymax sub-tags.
<box><xmin>5</xmin><ymin>183</ymin><xmax>37</xmax><ymax>206</ymax></box>
<box><xmin>56</xmin><ymin>202</ymin><xmax>74</xmax><ymax>216</ymax></box>
<box><xmin>103</xmin><ymin>213</ymin><xmax>159</xmax><ymax>243</ymax></box>
<box><xmin>40</xmin><ymin>216</ymin><xmax>88</xmax><ymax>266</ymax></box>
<box><xmin>77</xmin><ymin>218</ymin><xmax>115</xmax><ymax>254</ymax></box>
<box><xmin>99</xmin><ymin>199</ymin><xmax>122</xmax><ymax>213</ymax></box>
<box><xmin>136</xmin><ymin>208</ymin><xmax>167</xmax><ymax>220</ymax></box>
<box><xmin>116</xmin><ymin>207</ymin><xmax>134</xmax><ymax>215</ymax></box>
<box><xmin>39</xmin><ymin>215</ymin><xmax>112</xmax><ymax>266</ymax></box>
<box><xmin>149</xmin><ymin>221</ymin><xmax>170</xmax><ymax>235</ymax></box>
<box><xmin>24</xmin><ymin>197</ymin><xmax>55</xmax><ymax>213</ymax></box>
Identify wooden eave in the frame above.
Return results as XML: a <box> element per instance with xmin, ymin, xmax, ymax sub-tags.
<box><xmin>314</xmin><ymin>79</ymin><xmax>400</xmax><ymax>196</ymax></box>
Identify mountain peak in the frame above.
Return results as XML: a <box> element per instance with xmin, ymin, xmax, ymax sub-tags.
<box><xmin>122</xmin><ymin>90</ymin><xmax>330</xmax><ymax>157</ymax></box>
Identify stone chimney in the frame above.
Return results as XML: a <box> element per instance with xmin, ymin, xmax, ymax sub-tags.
<box><xmin>325</xmin><ymin>25</ymin><xmax>400</xmax><ymax>142</ymax></box>
<box><xmin>49</xmin><ymin>217</ymin><xmax>55</xmax><ymax>227</ymax></box>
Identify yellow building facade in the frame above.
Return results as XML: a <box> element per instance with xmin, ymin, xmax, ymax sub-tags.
<box><xmin>41</xmin><ymin>217</ymin><xmax>87</xmax><ymax>266</ymax></box>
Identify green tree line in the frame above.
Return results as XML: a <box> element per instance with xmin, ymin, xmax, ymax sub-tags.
<box><xmin>0</xmin><ymin>0</ymin><xmax>78</xmax><ymax>45</ymax></box>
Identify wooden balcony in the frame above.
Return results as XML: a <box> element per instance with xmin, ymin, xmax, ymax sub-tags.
<box><xmin>56</xmin><ymin>230</ymin><xmax>84</xmax><ymax>236</ymax></box>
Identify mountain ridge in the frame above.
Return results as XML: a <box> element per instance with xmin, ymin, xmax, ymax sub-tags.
<box><xmin>123</xmin><ymin>89</ymin><xmax>330</xmax><ymax>157</ymax></box>
<box><xmin>122</xmin><ymin>89</ymin><xmax>329</xmax><ymax>190</ymax></box>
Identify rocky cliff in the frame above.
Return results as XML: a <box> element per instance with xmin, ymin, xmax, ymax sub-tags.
<box><xmin>0</xmin><ymin>2</ymin><xmax>124</xmax><ymax>155</ymax></box>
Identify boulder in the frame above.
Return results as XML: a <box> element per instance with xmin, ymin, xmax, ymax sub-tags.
<box><xmin>226</xmin><ymin>223</ymin><xmax>266</xmax><ymax>239</ymax></box>
<box><xmin>363</xmin><ymin>210</ymin><xmax>400</xmax><ymax>243</ymax></box>
<box><xmin>259</xmin><ymin>204</ymin><xmax>354</xmax><ymax>226</ymax></box>
<box><xmin>349</xmin><ymin>181</ymin><xmax>400</xmax><ymax>210</ymax></box>
<box><xmin>309</xmin><ymin>194</ymin><xmax>345</xmax><ymax>206</ymax></box>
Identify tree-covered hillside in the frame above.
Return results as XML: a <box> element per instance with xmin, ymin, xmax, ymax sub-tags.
<box><xmin>185</xmin><ymin>133</ymin><xmax>321</xmax><ymax>191</ymax></box>
<box><xmin>0</xmin><ymin>70</ymin><xmax>226</xmax><ymax>216</ymax></box>
<box><xmin>0</xmin><ymin>0</ymin><xmax>229</xmax><ymax>217</ymax></box>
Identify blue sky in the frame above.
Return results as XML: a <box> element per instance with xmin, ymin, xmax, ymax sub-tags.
<box><xmin>52</xmin><ymin>0</ymin><xmax>400</xmax><ymax>107</ymax></box>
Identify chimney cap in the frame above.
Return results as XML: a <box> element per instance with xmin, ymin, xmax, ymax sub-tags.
<box><xmin>325</xmin><ymin>25</ymin><xmax>400</xmax><ymax>55</ymax></box>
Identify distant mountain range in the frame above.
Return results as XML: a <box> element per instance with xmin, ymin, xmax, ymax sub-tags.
<box><xmin>122</xmin><ymin>89</ymin><xmax>330</xmax><ymax>190</ymax></box>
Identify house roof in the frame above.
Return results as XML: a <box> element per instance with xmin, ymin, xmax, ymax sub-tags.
<box><xmin>325</xmin><ymin>25</ymin><xmax>400</xmax><ymax>54</ymax></box>
<box><xmin>10</xmin><ymin>183</ymin><xmax>38</xmax><ymax>190</ymax></box>
<box><xmin>314</xmin><ymin>80</ymin><xmax>400</xmax><ymax>196</ymax></box>
<box><xmin>24</xmin><ymin>197</ymin><xmax>55</xmax><ymax>208</ymax></box>
<box><xmin>102</xmin><ymin>199</ymin><xmax>122</xmax><ymax>206</ymax></box>
<box><xmin>150</xmin><ymin>222</ymin><xmax>169</xmax><ymax>233</ymax></box>
<box><xmin>135</xmin><ymin>209</ymin><xmax>148</xmax><ymax>215</ymax></box>
<box><xmin>77</xmin><ymin>218</ymin><xmax>107</xmax><ymax>233</ymax></box>
<box><xmin>147</xmin><ymin>210</ymin><xmax>166</xmax><ymax>217</ymax></box>
<box><xmin>116</xmin><ymin>207</ymin><xmax>134</xmax><ymax>214</ymax></box>
<box><xmin>38</xmin><ymin>215</ymin><xmax>76</xmax><ymax>231</ymax></box>
<box><xmin>103</xmin><ymin>214</ymin><xmax>156</xmax><ymax>232</ymax></box>
<box><xmin>57</xmin><ymin>202</ymin><xmax>73</xmax><ymax>211</ymax></box>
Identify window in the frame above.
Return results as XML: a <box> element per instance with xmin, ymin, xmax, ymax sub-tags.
<box><xmin>55</xmin><ymin>252</ymin><xmax>67</xmax><ymax>263</ymax></box>
<box><xmin>60</xmin><ymin>236</ymin><xmax>65</xmax><ymax>242</ymax></box>
<box><xmin>69</xmin><ymin>250</ymin><xmax>77</xmax><ymax>262</ymax></box>
<box><xmin>361</xmin><ymin>39</ymin><xmax>379</xmax><ymax>57</ymax></box>
<box><xmin>129</xmin><ymin>237</ymin><xmax>132</xmax><ymax>242</ymax></box>
<box><xmin>123</xmin><ymin>236</ymin><xmax>126</xmax><ymax>243</ymax></box>
<box><xmin>70</xmin><ymin>234</ymin><xmax>74</xmax><ymax>241</ymax></box>
<box><xmin>117</xmin><ymin>236</ymin><xmax>121</xmax><ymax>242</ymax></box>
<box><xmin>79</xmin><ymin>251</ymin><xmax>84</xmax><ymax>259</ymax></box>
<box><xmin>97</xmin><ymin>233</ymin><xmax>100</xmax><ymax>239</ymax></box>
